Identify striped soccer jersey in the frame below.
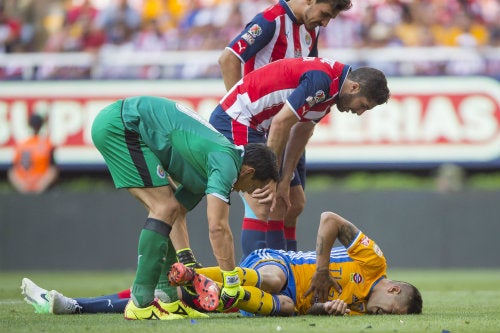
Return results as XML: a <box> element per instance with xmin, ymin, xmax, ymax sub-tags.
<box><xmin>226</xmin><ymin>0</ymin><xmax>319</xmax><ymax>74</ymax></box>
<box><xmin>219</xmin><ymin>57</ymin><xmax>351</xmax><ymax>132</ymax></box>
<box><xmin>249</xmin><ymin>231</ymin><xmax>387</xmax><ymax>315</ymax></box>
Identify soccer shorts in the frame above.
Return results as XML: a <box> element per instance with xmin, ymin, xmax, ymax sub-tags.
<box><xmin>239</xmin><ymin>248</ymin><xmax>297</xmax><ymax>302</ymax></box>
<box><xmin>91</xmin><ymin>100</ymin><xmax>170</xmax><ymax>189</ymax></box>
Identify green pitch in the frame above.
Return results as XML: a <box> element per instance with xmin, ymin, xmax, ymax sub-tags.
<box><xmin>1</xmin><ymin>269</ymin><xmax>499</xmax><ymax>333</ymax></box>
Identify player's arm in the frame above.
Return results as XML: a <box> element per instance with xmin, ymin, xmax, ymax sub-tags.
<box><xmin>205</xmin><ymin>194</ymin><xmax>235</xmax><ymax>271</ymax></box>
<box><xmin>304</xmin><ymin>212</ymin><xmax>360</xmax><ymax>302</ymax></box>
<box><xmin>274</xmin><ymin>121</ymin><xmax>315</xmax><ymax>210</ymax></box>
<box><xmin>266</xmin><ymin>104</ymin><xmax>300</xmax><ymax>168</ymax></box>
<box><xmin>219</xmin><ymin>49</ymin><xmax>243</xmax><ymax>91</ymax></box>
<box><xmin>206</xmin><ymin>194</ymin><xmax>244</xmax><ymax>310</ymax></box>
<box><xmin>307</xmin><ymin>299</ymin><xmax>350</xmax><ymax>316</ymax></box>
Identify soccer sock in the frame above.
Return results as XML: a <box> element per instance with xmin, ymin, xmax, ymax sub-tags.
<box><xmin>176</xmin><ymin>248</ymin><xmax>202</xmax><ymax>268</ymax></box>
<box><xmin>155</xmin><ymin>238</ymin><xmax>179</xmax><ymax>303</ymax></box>
<box><xmin>131</xmin><ymin>218</ymin><xmax>172</xmax><ymax>307</ymax></box>
<box><xmin>117</xmin><ymin>289</ymin><xmax>131</xmax><ymax>299</ymax></box>
<box><xmin>267</xmin><ymin>220</ymin><xmax>285</xmax><ymax>250</ymax></box>
<box><xmin>197</xmin><ymin>267</ymin><xmax>260</xmax><ymax>287</ymax></box>
<box><xmin>74</xmin><ymin>297</ymin><xmax>129</xmax><ymax>314</ymax></box>
<box><xmin>284</xmin><ymin>226</ymin><xmax>297</xmax><ymax>252</ymax></box>
<box><xmin>238</xmin><ymin>286</ymin><xmax>280</xmax><ymax>316</ymax></box>
<box><xmin>241</xmin><ymin>218</ymin><xmax>268</xmax><ymax>257</ymax></box>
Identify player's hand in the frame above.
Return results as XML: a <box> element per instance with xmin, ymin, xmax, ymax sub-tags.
<box><xmin>219</xmin><ymin>269</ymin><xmax>244</xmax><ymax>310</ymax></box>
<box><xmin>323</xmin><ymin>299</ymin><xmax>350</xmax><ymax>316</ymax></box>
<box><xmin>251</xmin><ymin>181</ymin><xmax>276</xmax><ymax>205</ymax></box>
<box><xmin>272</xmin><ymin>180</ymin><xmax>291</xmax><ymax>213</ymax></box>
<box><xmin>303</xmin><ymin>268</ymin><xmax>342</xmax><ymax>303</ymax></box>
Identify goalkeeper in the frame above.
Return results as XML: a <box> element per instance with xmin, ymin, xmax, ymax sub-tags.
<box><xmin>90</xmin><ymin>96</ymin><xmax>279</xmax><ymax>320</ymax></box>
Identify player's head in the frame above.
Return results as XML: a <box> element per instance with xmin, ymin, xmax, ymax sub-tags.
<box><xmin>337</xmin><ymin>67</ymin><xmax>390</xmax><ymax>115</ymax></box>
<box><xmin>366</xmin><ymin>279</ymin><xmax>423</xmax><ymax>315</ymax></box>
<box><xmin>28</xmin><ymin>114</ymin><xmax>45</xmax><ymax>134</ymax></box>
<box><xmin>302</xmin><ymin>0</ymin><xmax>352</xmax><ymax>29</ymax></box>
<box><xmin>233</xmin><ymin>143</ymin><xmax>279</xmax><ymax>194</ymax></box>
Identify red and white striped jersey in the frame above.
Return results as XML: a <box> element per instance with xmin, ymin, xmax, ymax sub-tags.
<box><xmin>219</xmin><ymin>57</ymin><xmax>351</xmax><ymax>132</ymax></box>
<box><xmin>226</xmin><ymin>0</ymin><xmax>319</xmax><ymax>75</ymax></box>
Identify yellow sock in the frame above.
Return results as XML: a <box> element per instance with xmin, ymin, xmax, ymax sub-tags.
<box><xmin>238</xmin><ymin>286</ymin><xmax>279</xmax><ymax>315</ymax></box>
<box><xmin>197</xmin><ymin>267</ymin><xmax>260</xmax><ymax>287</ymax></box>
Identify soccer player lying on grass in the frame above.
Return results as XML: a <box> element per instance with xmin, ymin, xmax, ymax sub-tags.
<box><xmin>172</xmin><ymin>210</ymin><xmax>423</xmax><ymax>316</ymax></box>
<box><xmin>21</xmin><ymin>211</ymin><xmax>422</xmax><ymax>316</ymax></box>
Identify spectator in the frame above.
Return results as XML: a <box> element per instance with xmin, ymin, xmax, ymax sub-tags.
<box><xmin>8</xmin><ymin>113</ymin><xmax>59</xmax><ymax>194</ymax></box>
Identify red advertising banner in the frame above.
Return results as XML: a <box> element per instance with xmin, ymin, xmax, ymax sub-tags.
<box><xmin>1</xmin><ymin>77</ymin><xmax>499</xmax><ymax>170</ymax></box>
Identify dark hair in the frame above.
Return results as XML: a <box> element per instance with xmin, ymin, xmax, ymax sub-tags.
<box><xmin>29</xmin><ymin>114</ymin><xmax>44</xmax><ymax>133</ymax></box>
<box><xmin>316</xmin><ymin>0</ymin><xmax>352</xmax><ymax>12</ymax></box>
<box><xmin>348</xmin><ymin>67</ymin><xmax>390</xmax><ymax>105</ymax></box>
<box><xmin>243</xmin><ymin>143</ymin><xmax>280</xmax><ymax>183</ymax></box>
<box><xmin>398</xmin><ymin>281</ymin><xmax>423</xmax><ymax>314</ymax></box>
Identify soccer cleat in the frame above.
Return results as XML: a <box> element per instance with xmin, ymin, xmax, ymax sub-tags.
<box><xmin>20</xmin><ymin>278</ymin><xmax>51</xmax><ymax>314</ymax></box>
<box><xmin>49</xmin><ymin>290</ymin><xmax>82</xmax><ymax>314</ymax></box>
<box><xmin>169</xmin><ymin>263</ymin><xmax>220</xmax><ymax>312</ymax></box>
<box><xmin>160</xmin><ymin>300</ymin><xmax>209</xmax><ymax>318</ymax></box>
<box><xmin>124</xmin><ymin>299</ymin><xmax>184</xmax><ymax>320</ymax></box>
<box><xmin>168</xmin><ymin>262</ymin><xmax>196</xmax><ymax>285</ymax></box>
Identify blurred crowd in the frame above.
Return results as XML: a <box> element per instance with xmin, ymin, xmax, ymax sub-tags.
<box><xmin>1</xmin><ymin>0</ymin><xmax>500</xmax><ymax>79</ymax></box>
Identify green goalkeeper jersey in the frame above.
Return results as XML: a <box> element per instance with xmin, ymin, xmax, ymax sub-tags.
<box><xmin>121</xmin><ymin>96</ymin><xmax>243</xmax><ymax>209</ymax></box>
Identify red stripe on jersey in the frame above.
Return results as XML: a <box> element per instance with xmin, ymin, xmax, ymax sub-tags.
<box><xmin>251</xmin><ymin>103</ymin><xmax>285</xmax><ymax>127</ymax></box>
<box><xmin>293</xmin><ymin>23</ymin><xmax>301</xmax><ymax>57</ymax></box>
<box><xmin>231</xmin><ymin>119</ymin><xmax>249</xmax><ymax>145</ymax></box>
<box><xmin>270</xmin><ymin>15</ymin><xmax>287</xmax><ymax>63</ymax></box>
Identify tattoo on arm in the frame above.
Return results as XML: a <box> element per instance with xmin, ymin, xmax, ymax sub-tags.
<box><xmin>316</xmin><ymin>236</ymin><xmax>325</xmax><ymax>255</ymax></box>
<box><xmin>307</xmin><ymin>303</ymin><xmax>328</xmax><ymax>315</ymax></box>
<box><xmin>338</xmin><ymin>223</ymin><xmax>359</xmax><ymax>248</ymax></box>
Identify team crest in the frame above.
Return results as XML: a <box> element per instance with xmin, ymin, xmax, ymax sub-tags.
<box><xmin>305</xmin><ymin>32</ymin><xmax>312</xmax><ymax>45</ymax></box>
<box><xmin>248</xmin><ymin>24</ymin><xmax>262</xmax><ymax>37</ymax></box>
<box><xmin>350</xmin><ymin>273</ymin><xmax>363</xmax><ymax>284</ymax></box>
<box><xmin>314</xmin><ymin>90</ymin><xmax>325</xmax><ymax>103</ymax></box>
<box><xmin>157</xmin><ymin>165</ymin><xmax>166</xmax><ymax>179</ymax></box>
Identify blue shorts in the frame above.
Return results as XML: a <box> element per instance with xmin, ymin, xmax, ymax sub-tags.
<box><xmin>210</xmin><ymin>106</ymin><xmax>305</xmax><ymax>188</ymax></box>
<box><xmin>239</xmin><ymin>249</ymin><xmax>297</xmax><ymax>302</ymax></box>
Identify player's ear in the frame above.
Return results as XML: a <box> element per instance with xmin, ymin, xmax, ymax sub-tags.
<box><xmin>350</xmin><ymin>81</ymin><xmax>360</xmax><ymax>94</ymax></box>
<box><xmin>240</xmin><ymin>165</ymin><xmax>255</xmax><ymax>177</ymax></box>
<box><xmin>387</xmin><ymin>285</ymin><xmax>401</xmax><ymax>294</ymax></box>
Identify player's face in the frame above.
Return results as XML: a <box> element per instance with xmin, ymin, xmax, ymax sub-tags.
<box><xmin>303</xmin><ymin>3</ymin><xmax>340</xmax><ymax>30</ymax></box>
<box><xmin>366</xmin><ymin>286</ymin><xmax>407</xmax><ymax>315</ymax></box>
<box><xmin>337</xmin><ymin>92</ymin><xmax>375</xmax><ymax>116</ymax></box>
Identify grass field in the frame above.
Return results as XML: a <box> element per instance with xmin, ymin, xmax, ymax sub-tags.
<box><xmin>1</xmin><ymin>269</ymin><xmax>499</xmax><ymax>333</ymax></box>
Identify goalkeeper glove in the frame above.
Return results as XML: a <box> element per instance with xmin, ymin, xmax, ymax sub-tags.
<box><xmin>219</xmin><ymin>269</ymin><xmax>244</xmax><ymax>311</ymax></box>
<box><xmin>176</xmin><ymin>248</ymin><xmax>203</xmax><ymax>268</ymax></box>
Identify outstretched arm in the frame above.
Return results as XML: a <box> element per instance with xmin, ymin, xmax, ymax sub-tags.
<box><xmin>304</xmin><ymin>212</ymin><xmax>360</xmax><ymax>302</ymax></box>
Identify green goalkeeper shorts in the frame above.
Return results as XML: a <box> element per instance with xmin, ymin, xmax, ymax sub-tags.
<box><xmin>91</xmin><ymin>100</ymin><xmax>170</xmax><ymax>189</ymax></box>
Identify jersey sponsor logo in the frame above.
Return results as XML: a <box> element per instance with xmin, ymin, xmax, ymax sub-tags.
<box><xmin>236</xmin><ymin>40</ymin><xmax>248</xmax><ymax>52</ymax></box>
<box><xmin>359</xmin><ymin>236</ymin><xmax>370</xmax><ymax>247</ymax></box>
<box><xmin>242</xmin><ymin>33</ymin><xmax>255</xmax><ymax>45</ymax></box>
<box><xmin>248</xmin><ymin>24</ymin><xmax>262</xmax><ymax>37</ymax></box>
<box><xmin>305</xmin><ymin>90</ymin><xmax>325</xmax><ymax>107</ymax></box>
<box><xmin>157</xmin><ymin>165</ymin><xmax>166</xmax><ymax>179</ymax></box>
<box><xmin>374</xmin><ymin>244</ymin><xmax>383</xmax><ymax>257</ymax></box>
<box><xmin>350</xmin><ymin>272</ymin><xmax>363</xmax><ymax>284</ymax></box>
